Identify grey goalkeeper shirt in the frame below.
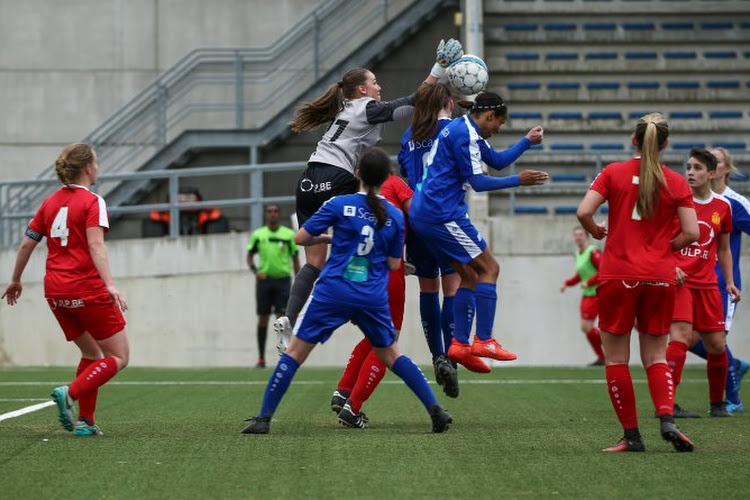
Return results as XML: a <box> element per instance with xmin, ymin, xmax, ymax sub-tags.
<box><xmin>308</xmin><ymin>95</ymin><xmax>416</xmax><ymax>175</ymax></box>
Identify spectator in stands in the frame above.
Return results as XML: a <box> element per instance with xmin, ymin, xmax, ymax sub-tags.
<box><xmin>246</xmin><ymin>204</ymin><xmax>300</xmax><ymax>368</ymax></box>
<box><xmin>272</xmin><ymin>39</ymin><xmax>465</xmax><ymax>353</ymax></box>
<box><xmin>577</xmin><ymin>112</ymin><xmax>699</xmax><ymax>453</ymax></box>
<box><xmin>145</xmin><ymin>186</ymin><xmax>228</xmax><ymax>236</ymax></box>
<box><xmin>559</xmin><ymin>226</ymin><xmax>605</xmax><ymax>366</ymax></box>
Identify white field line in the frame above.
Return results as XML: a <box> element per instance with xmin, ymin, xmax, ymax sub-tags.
<box><xmin>0</xmin><ymin>398</ymin><xmax>49</xmax><ymax>402</ymax></box>
<box><xmin>0</xmin><ymin>401</ymin><xmax>55</xmax><ymax>422</ymax></box>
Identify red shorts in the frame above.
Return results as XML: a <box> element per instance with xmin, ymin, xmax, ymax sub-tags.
<box><xmin>597</xmin><ymin>279</ymin><xmax>675</xmax><ymax>336</ymax></box>
<box><xmin>580</xmin><ymin>296</ymin><xmax>599</xmax><ymax>321</ymax></box>
<box><xmin>388</xmin><ymin>261</ymin><xmax>406</xmax><ymax>331</ymax></box>
<box><xmin>672</xmin><ymin>286</ymin><xmax>725</xmax><ymax>333</ymax></box>
<box><xmin>47</xmin><ymin>293</ymin><xmax>126</xmax><ymax>342</ymax></box>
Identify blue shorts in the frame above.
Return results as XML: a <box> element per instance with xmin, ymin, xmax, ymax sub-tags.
<box><xmin>406</xmin><ymin>229</ymin><xmax>455</xmax><ymax>279</ymax></box>
<box><xmin>719</xmin><ymin>285</ymin><xmax>738</xmax><ymax>333</ymax></box>
<box><xmin>293</xmin><ymin>294</ymin><xmax>396</xmax><ymax>348</ymax></box>
<box><xmin>409</xmin><ymin>215</ymin><xmax>487</xmax><ymax>265</ymax></box>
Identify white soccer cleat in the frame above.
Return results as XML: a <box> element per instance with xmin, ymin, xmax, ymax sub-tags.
<box><xmin>274</xmin><ymin>316</ymin><xmax>292</xmax><ymax>355</ymax></box>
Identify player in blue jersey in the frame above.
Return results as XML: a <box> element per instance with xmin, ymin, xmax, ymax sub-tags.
<box><xmin>686</xmin><ymin>147</ymin><xmax>749</xmax><ymax>414</ymax></box>
<box><xmin>241</xmin><ymin>148</ymin><xmax>452</xmax><ymax>434</ymax></box>
<box><xmin>398</xmin><ymin>83</ymin><xmax>461</xmax><ymax>397</ymax></box>
<box><xmin>409</xmin><ymin>91</ymin><xmax>548</xmax><ymax>373</ymax></box>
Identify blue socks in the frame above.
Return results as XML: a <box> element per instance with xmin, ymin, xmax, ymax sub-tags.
<box><xmin>441</xmin><ymin>295</ymin><xmax>455</xmax><ymax>353</ymax></box>
<box><xmin>391</xmin><ymin>355</ymin><xmax>438</xmax><ymax>411</ymax></box>
<box><xmin>419</xmin><ymin>292</ymin><xmax>443</xmax><ymax>357</ymax></box>
<box><xmin>259</xmin><ymin>353</ymin><xmax>300</xmax><ymax>418</ymax></box>
<box><xmin>475</xmin><ymin>282</ymin><xmax>497</xmax><ymax>341</ymax></box>
<box><xmin>453</xmin><ymin>287</ymin><xmax>476</xmax><ymax>344</ymax></box>
<box><xmin>689</xmin><ymin>341</ymin><xmax>741</xmax><ymax>404</ymax></box>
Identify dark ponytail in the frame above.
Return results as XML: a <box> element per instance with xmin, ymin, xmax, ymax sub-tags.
<box><xmin>357</xmin><ymin>147</ymin><xmax>391</xmax><ymax>229</ymax></box>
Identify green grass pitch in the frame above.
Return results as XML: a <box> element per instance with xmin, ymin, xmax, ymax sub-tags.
<box><xmin>1</xmin><ymin>366</ymin><xmax>748</xmax><ymax>499</ymax></box>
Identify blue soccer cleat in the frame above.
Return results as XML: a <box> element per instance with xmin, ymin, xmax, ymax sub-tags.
<box><xmin>50</xmin><ymin>386</ymin><xmax>75</xmax><ymax>432</ymax></box>
<box><xmin>725</xmin><ymin>400</ymin><xmax>744</xmax><ymax>414</ymax></box>
<box><xmin>74</xmin><ymin>419</ymin><xmax>103</xmax><ymax>436</ymax></box>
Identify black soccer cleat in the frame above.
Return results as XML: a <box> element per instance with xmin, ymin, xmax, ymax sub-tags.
<box><xmin>241</xmin><ymin>416</ymin><xmax>270</xmax><ymax>434</ymax></box>
<box><xmin>660</xmin><ymin>419</ymin><xmax>694</xmax><ymax>452</ymax></box>
<box><xmin>338</xmin><ymin>402</ymin><xmax>369</xmax><ymax>429</ymax></box>
<box><xmin>330</xmin><ymin>389</ymin><xmax>350</xmax><ymax>413</ymax></box>
<box><xmin>709</xmin><ymin>402</ymin><xmax>732</xmax><ymax>418</ymax></box>
<box><xmin>673</xmin><ymin>403</ymin><xmax>702</xmax><ymax>419</ymax></box>
<box><xmin>430</xmin><ymin>405</ymin><xmax>452</xmax><ymax>433</ymax></box>
<box><xmin>434</xmin><ymin>355</ymin><xmax>459</xmax><ymax>398</ymax></box>
<box><xmin>602</xmin><ymin>437</ymin><xmax>646</xmax><ymax>452</ymax></box>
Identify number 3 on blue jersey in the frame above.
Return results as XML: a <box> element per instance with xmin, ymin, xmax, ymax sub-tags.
<box><xmin>418</xmin><ymin>139</ymin><xmax>440</xmax><ymax>192</ymax></box>
<box><xmin>358</xmin><ymin>225</ymin><xmax>374</xmax><ymax>255</ymax></box>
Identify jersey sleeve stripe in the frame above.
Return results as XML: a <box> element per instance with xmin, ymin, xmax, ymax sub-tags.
<box><xmin>96</xmin><ymin>194</ymin><xmax>109</xmax><ymax>228</ymax></box>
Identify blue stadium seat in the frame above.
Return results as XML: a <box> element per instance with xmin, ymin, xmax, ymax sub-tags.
<box><xmin>506</xmin><ymin>53</ymin><xmax>540</xmax><ymax>60</ymax></box>
<box><xmin>628</xmin><ymin>111</ymin><xmax>648</xmax><ymax>119</ymax></box>
<box><xmin>625</xmin><ymin>52</ymin><xmax>657</xmax><ymax>59</ymax></box>
<box><xmin>551</xmin><ymin>174</ymin><xmax>586</xmax><ymax>182</ymax></box>
<box><xmin>504</xmin><ymin>23</ymin><xmax>538</xmax><ymax>31</ymax></box>
<box><xmin>599</xmin><ymin>206</ymin><xmax>609</xmax><ymax>214</ymax></box>
<box><xmin>709</xmin><ymin>111</ymin><xmax>743</xmax><ymax>119</ymax></box>
<box><xmin>589</xmin><ymin>112</ymin><xmax>622</xmax><ymax>120</ymax></box>
<box><xmin>704</xmin><ymin>51</ymin><xmax>738</xmax><ymax>59</ymax></box>
<box><xmin>707</xmin><ymin>81</ymin><xmax>740</xmax><ymax>89</ymax></box>
<box><xmin>700</xmin><ymin>21</ymin><xmax>733</xmax><ymax>30</ymax></box>
<box><xmin>745</xmin><ymin>52</ymin><xmax>750</xmax><ymax>59</ymax></box>
<box><xmin>549</xmin><ymin>112</ymin><xmax>583</xmax><ymax>120</ymax></box>
<box><xmin>713</xmin><ymin>142</ymin><xmax>747</xmax><ymax>150</ymax></box>
<box><xmin>514</xmin><ymin>206</ymin><xmax>548</xmax><ymax>214</ymax></box>
<box><xmin>672</xmin><ymin>142</ymin><xmax>706</xmax><ymax>150</ymax></box>
<box><xmin>583</xmin><ymin>22</ymin><xmax>616</xmax><ymax>30</ymax></box>
<box><xmin>664</xmin><ymin>51</ymin><xmax>697</xmax><ymax>59</ymax></box>
<box><xmin>623</xmin><ymin>22</ymin><xmax>655</xmax><ymax>30</ymax></box>
<box><xmin>730</xmin><ymin>171</ymin><xmax>750</xmax><ymax>181</ymax></box>
<box><xmin>544</xmin><ymin>23</ymin><xmax>576</xmax><ymax>31</ymax></box>
<box><xmin>548</xmin><ymin>82</ymin><xmax>580</xmax><ymax>90</ymax></box>
<box><xmin>546</xmin><ymin>53</ymin><xmax>578</xmax><ymax>60</ymax></box>
<box><xmin>511</xmin><ymin>111</ymin><xmax>543</xmax><ymax>119</ymax></box>
<box><xmin>627</xmin><ymin>81</ymin><xmax>660</xmax><ymax>89</ymax></box>
<box><xmin>508</xmin><ymin>82</ymin><xmax>542</xmax><ymax>90</ymax></box>
<box><xmin>550</xmin><ymin>144</ymin><xmax>584</xmax><ymax>150</ymax></box>
<box><xmin>741</xmin><ymin>22</ymin><xmax>750</xmax><ymax>29</ymax></box>
<box><xmin>587</xmin><ymin>82</ymin><xmax>620</xmax><ymax>90</ymax></box>
<box><xmin>667</xmin><ymin>81</ymin><xmax>700</xmax><ymax>89</ymax></box>
<box><xmin>591</xmin><ymin>143</ymin><xmax>625</xmax><ymax>150</ymax></box>
<box><xmin>554</xmin><ymin>206</ymin><xmax>579</xmax><ymax>214</ymax></box>
<box><xmin>661</xmin><ymin>22</ymin><xmax>695</xmax><ymax>30</ymax></box>
<box><xmin>669</xmin><ymin>111</ymin><xmax>703</xmax><ymax>119</ymax></box>
<box><xmin>585</xmin><ymin>52</ymin><xmax>617</xmax><ymax>60</ymax></box>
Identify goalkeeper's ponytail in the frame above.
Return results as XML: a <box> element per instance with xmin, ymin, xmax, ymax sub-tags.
<box><xmin>291</xmin><ymin>68</ymin><xmax>370</xmax><ymax>133</ymax></box>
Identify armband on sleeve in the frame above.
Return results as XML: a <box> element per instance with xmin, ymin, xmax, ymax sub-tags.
<box><xmin>25</xmin><ymin>226</ymin><xmax>43</xmax><ymax>242</ymax></box>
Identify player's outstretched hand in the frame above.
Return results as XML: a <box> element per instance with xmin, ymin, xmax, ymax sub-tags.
<box><xmin>107</xmin><ymin>285</ymin><xmax>128</xmax><ymax>312</ymax></box>
<box><xmin>518</xmin><ymin>170</ymin><xmax>549</xmax><ymax>186</ymax></box>
<box><xmin>526</xmin><ymin>126</ymin><xmax>544</xmax><ymax>145</ymax></box>
<box><xmin>2</xmin><ymin>281</ymin><xmax>22</xmax><ymax>305</ymax></box>
<box><xmin>436</xmin><ymin>38</ymin><xmax>463</xmax><ymax>67</ymax></box>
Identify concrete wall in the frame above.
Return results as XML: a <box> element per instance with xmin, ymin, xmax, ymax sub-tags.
<box><xmin>3</xmin><ymin>219</ymin><xmax>749</xmax><ymax>367</ymax></box>
<box><xmin>0</xmin><ymin>0</ymin><xmax>320</xmax><ymax>181</ymax></box>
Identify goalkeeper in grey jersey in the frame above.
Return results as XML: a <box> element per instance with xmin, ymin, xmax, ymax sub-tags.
<box><xmin>273</xmin><ymin>39</ymin><xmax>464</xmax><ymax>350</ymax></box>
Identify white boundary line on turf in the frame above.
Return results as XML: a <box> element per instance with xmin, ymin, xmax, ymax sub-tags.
<box><xmin>0</xmin><ymin>400</ymin><xmax>55</xmax><ymax>422</ymax></box>
<box><xmin>0</xmin><ymin>379</ymin><xmax>706</xmax><ymax>387</ymax></box>
<box><xmin>0</xmin><ymin>398</ymin><xmax>49</xmax><ymax>402</ymax></box>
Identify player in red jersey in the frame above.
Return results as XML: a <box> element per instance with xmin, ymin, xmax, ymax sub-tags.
<box><xmin>330</xmin><ymin>163</ymin><xmax>414</xmax><ymax>428</ymax></box>
<box><xmin>577</xmin><ymin>113</ymin><xmax>699</xmax><ymax>453</ymax></box>
<box><xmin>559</xmin><ymin>226</ymin><xmax>605</xmax><ymax>365</ymax></box>
<box><xmin>667</xmin><ymin>148</ymin><xmax>740</xmax><ymax>418</ymax></box>
<box><xmin>2</xmin><ymin>143</ymin><xmax>129</xmax><ymax>436</ymax></box>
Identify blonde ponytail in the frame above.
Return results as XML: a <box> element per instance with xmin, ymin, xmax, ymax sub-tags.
<box><xmin>634</xmin><ymin>113</ymin><xmax>669</xmax><ymax>219</ymax></box>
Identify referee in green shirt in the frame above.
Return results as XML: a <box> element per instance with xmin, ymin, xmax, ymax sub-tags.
<box><xmin>247</xmin><ymin>205</ymin><xmax>300</xmax><ymax>368</ymax></box>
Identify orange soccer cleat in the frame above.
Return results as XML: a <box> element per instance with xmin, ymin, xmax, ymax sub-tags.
<box><xmin>470</xmin><ymin>337</ymin><xmax>518</xmax><ymax>361</ymax></box>
<box><xmin>447</xmin><ymin>339</ymin><xmax>491</xmax><ymax>373</ymax></box>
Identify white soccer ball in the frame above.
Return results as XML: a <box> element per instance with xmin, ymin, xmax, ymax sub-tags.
<box><xmin>446</xmin><ymin>55</ymin><xmax>489</xmax><ymax>96</ymax></box>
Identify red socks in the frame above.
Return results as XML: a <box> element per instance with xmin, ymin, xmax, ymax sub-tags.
<box><xmin>605</xmin><ymin>364</ymin><xmax>638</xmax><ymax>430</ymax></box>
<box><xmin>666</xmin><ymin>340</ymin><xmax>688</xmax><ymax>386</ymax></box>
<box><xmin>337</xmin><ymin>338</ymin><xmax>373</xmax><ymax>393</ymax></box>
<box><xmin>646</xmin><ymin>362</ymin><xmax>674</xmax><ymax>417</ymax></box>
<box><xmin>75</xmin><ymin>358</ymin><xmax>99</xmax><ymax>424</ymax></box>
<box><xmin>707</xmin><ymin>350</ymin><xmax>728</xmax><ymax>404</ymax></box>
<box><xmin>69</xmin><ymin>356</ymin><xmax>119</xmax><ymax>401</ymax></box>
<box><xmin>586</xmin><ymin>327</ymin><xmax>605</xmax><ymax>361</ymax></box>
<box><xmin>349</xmin><ymin>350</ymin><xmax>387</xmax><ymax>412</ymax></box>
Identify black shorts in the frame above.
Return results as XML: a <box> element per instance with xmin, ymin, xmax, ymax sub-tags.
<box><xmin>256</xmin><ymin>277</ymin><xmax>291</xmax><ymax>315</ymax></box>
<box><xmin>296</xmin><ymin>163</ymin><xmax>359</xmax><ymax>225</ymax></box>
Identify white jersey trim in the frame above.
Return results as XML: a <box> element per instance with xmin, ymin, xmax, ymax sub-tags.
<box><xmin>444</xmin><ymin>220</ymin><xmax>482</xmax><ymax>259</ymax></box>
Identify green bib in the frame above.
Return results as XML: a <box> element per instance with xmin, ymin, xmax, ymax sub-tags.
<box><xmin>576</xmin><ymin>245</ymin><xmax>598</xmax><ymax>297</ymax></box>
